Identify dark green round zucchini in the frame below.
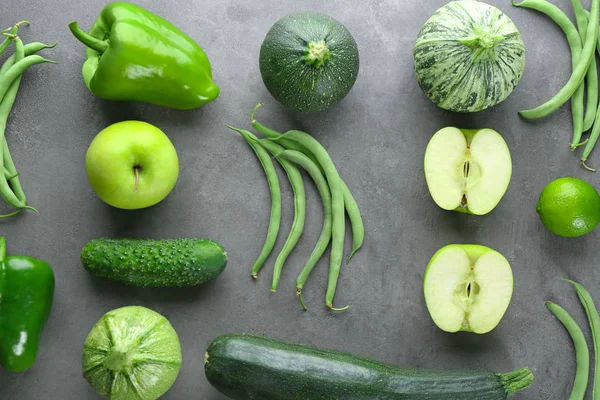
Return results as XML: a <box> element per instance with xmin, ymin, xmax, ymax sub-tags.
<box><xmin>204</xmin><ymin>334</ymin><xmax>533</xmax><ymax>400</ymax></box>
<box><xmin>259</xmin><ymin>12</ymin><xmax>359</xmax><ymax>112</ymax></box>
<box><xmin>81</xmin><ymin>238</ymin><xmax>227</xmax><ymax>287</ymax></box>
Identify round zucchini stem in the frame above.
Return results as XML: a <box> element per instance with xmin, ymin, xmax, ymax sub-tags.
<box><xmin>305</xmin><ymin>40</ymin><xmax>331</xmax><ymax>68</ymax></box>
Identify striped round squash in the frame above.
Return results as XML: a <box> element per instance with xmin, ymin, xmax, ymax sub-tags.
<box><xmin>413</xmin><ymin>0</ymin><xmax>526</xmax><ymax>113</ymax></box>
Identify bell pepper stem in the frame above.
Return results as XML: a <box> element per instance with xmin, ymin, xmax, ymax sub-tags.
<box><xmin>0</xmin><ymin>237</ymin><xmax>6</xmax><ymax>262</ymax></box>
<box><xmin>68</xmin><ymin>22</ymin><xmax>108</xmax><ymax>53</ymax></box>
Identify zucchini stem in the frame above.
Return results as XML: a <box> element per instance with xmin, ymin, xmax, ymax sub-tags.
<box><xmin>499</xmin><ymin>367</ymin><xmax>534</xmax><ymax>396</ymax></box>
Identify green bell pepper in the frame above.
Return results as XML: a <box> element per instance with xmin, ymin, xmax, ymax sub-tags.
<box><xmin>68</xmin><ymin>2</ymin><xmax>219</xmax><ymax>110</ymax></box>
<box><xmin>0</xmin><ymin>237</ymin><xmax>54</xmax><ymax>372</ymax></box>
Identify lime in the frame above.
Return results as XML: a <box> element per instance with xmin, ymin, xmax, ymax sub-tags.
<box><xmin>536</xmin><ymin>177</ymin><xmax>600</xmax><ymax>237</ymax></box>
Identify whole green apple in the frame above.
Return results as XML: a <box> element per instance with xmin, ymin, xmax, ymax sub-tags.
<box><xmin>86</xmin><ymin>121</ymin><xmax>179</xmax><ymax>210</ymax></box>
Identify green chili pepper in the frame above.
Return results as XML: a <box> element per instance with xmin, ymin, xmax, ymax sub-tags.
<box><xmin>0</xmin><ymin>237</ymin><xmax>55</xmax><ymax>372</ymax></box>
<box><xmin>69</xmin><ymin>2</ymin><xmax>219</xmax><ymax>110</ymax></box>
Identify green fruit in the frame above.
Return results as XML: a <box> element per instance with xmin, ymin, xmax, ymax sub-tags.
<box><xmin>424</xmin><ymin>244</ymin><xmax>513</xmax><ymax>334</ymax></box>
<box><xmin>259</xmin><ymin>12</ymin><xmax>359</xmax><ymax>112</ymax></box>
<box><xmin>81</xmin><ymin>238</ymin><xmax>228</xmax><ymax>287</ymax></box>
<box><xmin>536</xmin><ymin>177</ymin><xmax>600</xmax><ymax>237</ymax></box>
<box><xmin>85</xmin><ymin>121</ymin><xmax>179</xmax><ymax>210</ymax></box>
<box><xmin>83</xmin><ymin>306</ymin><xmax>182</xmax><ymax>400</ymax></box>
<box><xmin>413</xmin><ymin>0</ymin><xmax>526</xmax><ymax>112</ymax></box>
<box><xmin>424</xmin><ymin>127</ymin><xmax>512</xmax><ymax>215</ymax></box>
<box><xmin>204</xmin><ymin>333</ymin><xmax>534</xmax><ymax>399</ymax></box>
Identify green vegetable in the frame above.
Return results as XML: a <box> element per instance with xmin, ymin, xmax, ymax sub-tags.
<box><xmin>0</xmin><ymin>237</ymin><xmax>55</xmax><ymax>372</ymax></box>
<box><xmin>204</xmin><ymin>333</ymin><xmax>534</xmax><ymax>400</ymax></box>
<box><xmin>271</xmin><ymin>130</ymin><xmax>347</xmax><ymax>310</ymax></box>
<box><xmin>514</xmin><ymin>0</ymin><xmax>583</xmax><ymax>148</ymax></box>
<box><xmin>413</xmin><ymin>1</ymin><xmax>526</xmax><ymax>113</ymax></box>
<box><xmin>515</xmin><ymin>0</ymin><xmax>599</xmax><ymax>119</ymax></box>
<box><xmin>0</xmin><ymin>23</ymin><xmax>57</xmax><ymax>216</ymax></box>
<box><xmin>273</xmin><ymin>148</ymin><xmax>332</xmax><ymax>311</ymax></box>
<box><xmin>546</xmin><ymin>301</ymin><xmax>589</xmax><ymax>400</ymax></box>
<box><xmin>258</xmin><ymin>138</ymin><xmax>306</xmax><ymax>292</ymax></box>
<box><xmin>81</xmin><ymin>238</ymin><xmax>228</xmax><ymax>287</ymax></box>
<box><xmin>582</xmin><ymin>106</ymin><xmax>600</xmax><ymax>170</ymax></box>
<box><xmin>227</xmin><ymin>126</ymin><xmax>282</xmax><ymax>278</ymax></box>
<box><xmin>0</xmin><ymin>21</ymin><xmax>28</xmax><ymax>56</ymax></box>
<box><xmin>69</xmin><ymin>2</ymin><xmax>219</xmax><ymax>110</ymax></box>
<box><xmin>83</xmin><ymin>306</ymin><xmax>182</xmax><ymax>400</ymax></box>
<box><xmin>229</xmin><ymin>126</ymin><xmax>307</xmax><ymax>289</ymax></box>
<box><xmin>572</xmin><ymin>2</ymin><xmax>599</xmax><ymax>133</ymax></box>
<box><xmin>566</xmin><ymin>280</ymin><xmax>600</xmax><ymax>399</ymax></box>
<box><xmin>250</xmin><ymin>104</ymin><xmax>364</xmax><ymax>264</ymax></box>
<box><xmin>259</xmin><ymin>12</ymin><xmax>359</xmax><ymax>112</ymax></box>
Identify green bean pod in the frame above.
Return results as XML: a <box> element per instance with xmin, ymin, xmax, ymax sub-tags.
<box><xmin>581</xmin><ymin>104</ymin><xmax>600</xmax><ymax>169</ymax></box>
<box><xmin>250</xmin><ymin>104</ymin><xmax>364</xmax><ymax>262</ymax></box>
<box><xmin>0</xmin><ymin>55</ymin><xmax>57</xmax><ymax>106</ymax></box>
<box><xmin>0</xmin><ymin>41</ymin><xmax>57</xmax><ymax>78</ymax></box>
<box><xmin>0</xmin><ymin>21</ymin><xmax>28</xmax><ymax>57</ymax></box>
<box><xmin>512</xmin><ymin>0</ymin><xmax>584</xmax><ymax>146</ymax></box>
<box><xmin>258</xmin><ymin>139</ymin><xmax>306</xmax><ymax>293</ymax></box>
<box><xmin>546</xmin><ymin>301</ymin><xmax>590</xmax><ymax>400</ymax></box>
<box><xmin>0</xmin><ymin>37</ymin><xmax>27</xmax><ymax>210</ymax></box>
<box><xmin>514</xmin><ymin>0</ymin><xmax>599</xmax><ymax>119</ymax></box>
<box><xmin>227</xmin><ymin>126</ymin><xmax>282</xmax><ymax>278</ymax></box>
<box><xmin>341</xmin><ymin>181</ymin><xmax>364</xmax><ymax>263</ymax></box>
<box><xmin>565</xmin><ymin>279</ymin><xmax>600</xmax><ymax>399</ymax></box>
<box><xmin>271</xmin><ymin>130</ymin><xmax>347</xmax><ymax>310</ymax></box>
<box><xmin>274</xmin><ymin>148</ymin><xmax>333</xmax><ymax>311</ymax></box>
<box><xmin>573</xmin><ymin>2</ymin><xmax>599</xmax><ymax>134</ymax></box>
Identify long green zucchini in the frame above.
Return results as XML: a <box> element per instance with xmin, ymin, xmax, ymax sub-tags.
<box><xmin>204</xmin><ymin>334</ymin><xmax>533</xmax><ymax>399</ymax></box>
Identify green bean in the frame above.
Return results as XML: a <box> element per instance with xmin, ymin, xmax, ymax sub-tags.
<box><xmin>514</xmin><ymin>0</ymin><xmax>599</xmax><ymax>119</ymax></box>
<box><xmin>573</xmin><ymin>2</ymin><xmax>599</xmax><ymax>134</ymax></box>
<box><xmin>0</xmin><ymin>39</ymin><xmax>56</xmax><ymax>214</ymax></box>
<box><xmin>250</xmin><ymin>103</ymin><xmax>364</xmax><ymax>262</ymax></box>
<box><xmin>565</xmin><ymin>279</ymin><xmax>600</xmax><ymax>399</ymax></box>
<box><xmin>0</xmin><ymin>21</ymin><xmax>28</xmax><ymax>57</ymax></box>
<box><xmin>0</xmin><ymin>37</ymin><xmax>38</xmax><ymax>213</ymax></box>
<box><xmin>3</xmin><ymin>167</ymin><xmax>17</xmax><ymax>180</ymax></box>
<box><xmin>0</xmin><ymin>30</ymin><xmax>16</xmax><ymax>58</ymax></box>
<box><xmin>342</xmin><ymin>184</ymin><xmax>363</xmax><ymax>263</ymax></box>
<box><xmin>0</xmin><ymin>55</ymin><xmax>57</xmax><ymax>106</ymax></box>
<box><xmin>0</xmin><ymin>41</ymin><xmax>58</xmax><ymax>78</ymax></box>
<box><xmin>0</xmin><ymin>37</ymin><xmax>26</xmax><ymax>210</ymax></box>
<box><xmin>227</xmin><ymin>125</ymin><xmax>282</xmax><ymax>278</ymax></box>
<box><xmin>512</xmin><ymin>0</ymin><xmax>584</xmax><ymax>146</ymax></box>
<box><xmin>271</xmin><ymin>147</ymin><xmax>333</xmax><ymax>311</ymax></box>
<box><xmin>271</xmin><ymin>130</ymin><xmax>347</xmax><ymax>310</ymax></box>
<box><xmin>0</xmin><ymin>209</ymin><xmax>21</xmax><ymax>218</ymax></box>
<box><xmin>258</xmin><ymin>139</ymin><xmax>306</xmax><ymax>293</ymax></box>
<box><xmin>546</xmin><ymin>301</ymin><xmax>590</xmax><ymax>400</ymax></box>
<box><xmin>581</xmin><ymin>104</ymin><xmax>600</xmax><ymax>169</ymax></box>
<box><xmin>580</xmin><ymin>9</ymin><xmax>600</xmax><ymax>169</ymax></box>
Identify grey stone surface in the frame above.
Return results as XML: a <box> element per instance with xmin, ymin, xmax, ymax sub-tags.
<box><xmin>0</xmin><ymin>0</ymin><xmax>596</xmax><ymax>398</ymax></box>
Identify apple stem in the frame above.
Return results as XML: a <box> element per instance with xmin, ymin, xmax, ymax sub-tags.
<box><xmin>133</xmin><ymin>167</ymin><xmax>140</xmax><ymax>192</ymax></box>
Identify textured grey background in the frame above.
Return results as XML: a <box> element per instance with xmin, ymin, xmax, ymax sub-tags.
<box><xmin>0</xmin><ymin>0</ymin><xmax>597</xmax><ymax>398</ymax></box>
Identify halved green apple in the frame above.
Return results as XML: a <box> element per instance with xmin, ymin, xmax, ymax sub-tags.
<box><xmin>423</xmin><ymin>244</ymin><xmax>513</xmax><ymax>334</ymax></box>
<box><xmin>424</xmin><ymin>127</ymin><xmax>512</xmax><ymax>215</ymax></box>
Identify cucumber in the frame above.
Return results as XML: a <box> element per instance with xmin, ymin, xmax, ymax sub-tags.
<box><xmin>204</xmin><ymin>334</ymin><xmax>533</xmax><ymax>400</ymax></box>
<box><xmin>81</xmin><ymin>238</ymin><xmax>227</xmax><ymax>287</ymax></box>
